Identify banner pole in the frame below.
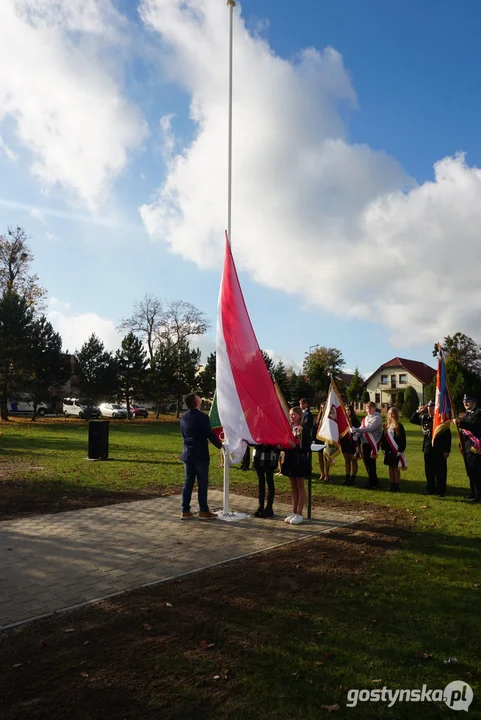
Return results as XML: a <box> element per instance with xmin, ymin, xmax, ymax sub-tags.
<box><xmin>223</xmin><ymin>0</ymin><xmax>235</xmax><ymax>516</ymax></box>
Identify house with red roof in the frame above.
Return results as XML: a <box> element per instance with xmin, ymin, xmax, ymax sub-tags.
<box><xmin>364</xmin><ymin>357</ymin><xmax>436</xmax><ymax>411</ymax></box>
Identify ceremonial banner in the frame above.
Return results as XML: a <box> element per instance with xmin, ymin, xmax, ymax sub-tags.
<box><xmin>316</xmin><ymin>380</ymin><xmax>350</xmax><ymax>461</ymax></box>
<box><xmin>216</xmin><ymin>235</ymin><xmax>293</xmax><ymax>463</ymax></box>
<box><xmin>433</xmin><ymin>350</ymin><xmax>453</xmax><ymax>441</ymax></box>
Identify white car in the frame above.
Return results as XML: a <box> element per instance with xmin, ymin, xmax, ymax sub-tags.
<box><xmin>63</xmin><ymin>398</ymin><xmax>101</xmax><ymax>418</ymax></box>
<box><xmin>99</xmin><ymin>403</ymin><xmax>128</xmax><ymax>419</ymax></box>
<box><xmin>8</xmin><ymin>400</ymin><xmax>49</xmax><ymax>416</ymax></box>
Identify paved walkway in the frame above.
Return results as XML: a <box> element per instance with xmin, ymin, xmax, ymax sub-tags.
<box><xmin>0</xmin><ymin>491</ymin><xmax>362</xmax><ymax>630</ymax></box>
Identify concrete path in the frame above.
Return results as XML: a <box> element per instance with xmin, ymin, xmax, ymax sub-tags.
<box><xmin>0</xmin><ymin>491</ymin><xmax>362</xmax><ymax>630</ymax></box>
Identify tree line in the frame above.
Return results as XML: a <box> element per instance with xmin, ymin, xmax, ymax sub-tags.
<box><xmin>2</xmin><ymin>227</ymin><xmax>479</xmax><ymax>422</ymax></box>
<box><xmin>0</xmin><ymin>227</ymin><xmax>209</xmax><ymax>420</ymax></box>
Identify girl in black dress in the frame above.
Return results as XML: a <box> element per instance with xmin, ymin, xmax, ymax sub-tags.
<box><xmin>381</xmin><ymin>407</ymin><xmax>406</xmax><ymax>492</ymax></box>
<box><xmin>281</xmin><ymin>406</ymin><xmax>311</xmax><ymax>525</ymax></box>
<box><xmin>340</xmin><ymin>405</ymin><xmax>361</xmax><ymax>486</ymax></box>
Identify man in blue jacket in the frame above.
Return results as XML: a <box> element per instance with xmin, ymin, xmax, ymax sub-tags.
<box><xmin>180</xmin><ymin>393</ymin><xmax>223</xmax><ymax>519</ymax></box>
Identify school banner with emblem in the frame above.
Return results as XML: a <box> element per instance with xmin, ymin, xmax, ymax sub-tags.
<box><xmin>316</xmin><ymin>380</ymin><xmax>350</xmax><ymax>461</ymax></box>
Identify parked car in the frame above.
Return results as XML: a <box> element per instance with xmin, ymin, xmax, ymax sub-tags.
<box><xmin>122</xmin><ymin>404</ymin><xmax>148</xmax><ymax>418</ymax></box>
<box><xmin>99</xmin><ymin>403</ymin><xmax>128</xmax><ymax>419</ymax></box>
<box><xmin>7</xmin><ymin>399</ymin><xmax>49</xmax><ymax>416</ymax></box>
<box><xmin>63</xmin><ymin>398</ymin><xmax>101</xmax><ymax>419</ymax></box>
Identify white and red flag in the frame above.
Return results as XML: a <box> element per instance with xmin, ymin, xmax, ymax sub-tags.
<box><xmin>316</xmin><ymin>380</ymin><xmax>350</xmax><ymax>461</ymax></box>
<box><xmin>216</xmin><ymin>235</ymin><xmax>293</xmax><ymax>463</ymax></box>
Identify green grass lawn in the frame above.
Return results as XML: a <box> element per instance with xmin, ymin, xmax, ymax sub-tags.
<box><xmin>1</xmin><ymin>417</ymin><xmax>480</xmax><ymax>718</ymax></box>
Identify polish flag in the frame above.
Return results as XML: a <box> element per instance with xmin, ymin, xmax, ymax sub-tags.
<box><xmin>216</xmin><ymin>234</ymin><xmax>293</xmax><ymax>463</ymax></box>
<box><xmin>316</xmin><ymin>380</ymin><xmax>350</xmax><ymax>461</ymax></box>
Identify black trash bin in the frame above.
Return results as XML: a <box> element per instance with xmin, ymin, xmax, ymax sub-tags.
<box><xmin>88</xmin><ymin>420</ymin><xmax>109</xmax><ymax>460</ymax></box>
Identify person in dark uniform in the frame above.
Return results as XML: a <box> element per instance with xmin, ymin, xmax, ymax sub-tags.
<box><xmin>299</xmin><ymin>398</ymin><xmax>314</xmax><ymax>444</ymax></box>
<box><xmin>454</xmin><ymin>394</ymin><xmax>481</xmax><ymax>502</ymax></box>
<box><xmin>410</xmin><ymin>400</ymin><xmax>451</xmax><ymax>496</ymax></box>
<box><xmin>180</xmin><ymin>393</ymin><xmax>223</xmax><ymax>519</ymax></box>
<box><xmin>252</xmin><ymin>445</ymin><xmax>280</xmax><ymax>517</ymax></box>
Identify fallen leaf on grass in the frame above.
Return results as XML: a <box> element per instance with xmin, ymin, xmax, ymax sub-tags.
<box><xmin>165</xmin><ymin>602</ymin><xmax>173</xmax><ymax>607</ymax></box>
<box><xmin>370</xmin><ymin>679</ymin><xmax>382</xmax><ymax>683</ymax></box>
<box><xmin>200</xmin><ymin>640</ymin><xmax>216</xmax><ymax>650</ymax></box>
<box><xmin>420</xmin><ymin>505</ymin><xmax>429</xmax><ymax>509</ymax></box>
<box><xmin>63</xmin><ymin>628</ymin><xmax>76</xmax><ymax>633</ymax></box>
<box><xmin>314</xmin><ymin>661</ymin><xmax>324</xmax><ymax>667</ymax></box>
<box><xmin>416</xmin><ymin>651</ymin><xmax>433</xmax><ymax>659</ymax></box>
<box><xmin>142</xmin><ymin>624</ymin><xmax>152</xmax><ymax>631</ymax></box>
<box><xmin>444</xmin><ymin>657</ymin><xmax>458</xmax><ymax>664</ymax></box>
<box><xmin>80</xmin><ymin>672</ymin><xmax>89</xmax><ymax>678</ymax></box>
<box><xmin>12</xmin><ymin>663</ymin><xmax>22</xmax><ymax>668</ymax></box>
<box><xmin>371</xmin><ymin>619</ymin><xmax>377</xmax><ymax>624</ymax></box>
<box><xmin>320</xmin><ymin>704</ymin><xmax>339</xmax><ymax>712</ymax></box>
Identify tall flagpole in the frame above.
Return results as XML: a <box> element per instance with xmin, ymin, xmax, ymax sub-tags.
<box><xmin>223</xmin><ymin>0</ymin><xmax>235</xmax><ymax>515</ymax></box>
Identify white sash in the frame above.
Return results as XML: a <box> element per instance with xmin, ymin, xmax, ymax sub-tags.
<box><xmin>361</xmin><ymin>416</ymin><xmax>379</xmax><ymax>459</ymax></box>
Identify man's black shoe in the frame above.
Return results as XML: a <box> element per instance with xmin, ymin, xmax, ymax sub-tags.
<box><xmin>463</xmin><ymin>494</ymin><xmax>475</xmax><ymax>500</ymax></box>
<box><xmin>423</xmin><ymin>491</ymin><xmax>434</xmax><ymax>495</ymax></box>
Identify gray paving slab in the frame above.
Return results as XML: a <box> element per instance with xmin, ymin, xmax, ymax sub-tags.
<box><xmin>0</xmin><ymin>491</ymin><xmax>362</xmax><ymax>630</ymax></box>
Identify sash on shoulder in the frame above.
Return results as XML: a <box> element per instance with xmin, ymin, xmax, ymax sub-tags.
<box><xmin>462</xmin><ymin>428</ymin><xmax>481</xmax><ymax>454</ymax></box>
<box><xmin>361</xmin><ymin>416</ymin><xmax>379</xmax><ymax>459</ymax></box>
<box><xmin>384</xmin><ymin>427</ymin><xmax>407</xmax><ymax>469</ymax></box>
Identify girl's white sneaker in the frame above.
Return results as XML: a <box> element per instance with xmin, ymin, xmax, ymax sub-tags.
<box><xmin>284</xmin><ymin>513</ymin><xmax>296</xmax><ymax>523</ymax></box>
<box><xmin>290</xmin><ymin>514</ymin><xmax>304</xmax><ymax>525</ymax></box>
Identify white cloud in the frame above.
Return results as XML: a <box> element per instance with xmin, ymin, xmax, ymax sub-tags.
<box><xmin>0</xmin><ymin>135</ymin><xmax>18</xmax><ymax>161</ymax></box>
<box><xmin>29</xmin><ymin>207</ymin><xmax>47</xmax><ymax>224</ymax></box>
<box><xmin>139</xmin><ymin>0</ymin><xmax>481</xmax><ymax>347</ymax></box>
<box><xmin>0</xmin><ymin>0</ymin><xmax>146</xmax><ymax>209</ymax></box>
<box><xmin>48</xmin><ymin>301</ymin><xmax>122</xmax><ymax>353</ymax></box>
<box><xmin>45</xmin><ymin>232</ymin><xmax>59</xmax><ymax>242</ymax></box>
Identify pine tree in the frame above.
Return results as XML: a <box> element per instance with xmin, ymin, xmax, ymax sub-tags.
<box><xmin>347</xmin><ymin>367</ymin><xmax>364</xmax><ymax>403</ymax></box>
<box><xmin>402</xmin><ymin>385</ymin><xmax>419</xmax><ymax>418</ymax></box>
<box><xmin>0</xmin><ymin>291</ymin><xmax>34</xmax><ymax>420</ymax></box>
<box><xmin>116</xmin><ymin>332</ymin><xmax>149</xmax><ymax>418</ymax></box>
<box><xmin>75</xmin><ymin>334</ymin><xmax>116</xmax><ymax>410</ymax></box>
<box><xmin>273</xmin><ymin>360</ymin><xmax>291</xmax><ymax>402</ymax></box>
<box><xmin>26</xmin><ymin>316</ymin><xmax>71</xmax><ymax>420</ymax></box>
<box><xmin>199</xmin><ymin>351</ymin><xmax>216</xmax><ymax>400</ymax></box>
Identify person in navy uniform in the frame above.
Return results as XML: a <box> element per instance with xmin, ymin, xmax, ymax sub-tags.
<box><xmin>454</xmin><ymin>393</ymin><xmax>481</xmax><ymax>502</ymax></box>
<box><xmin>410</xmin><ymin>400</ymin><xmax>451</xmax><ymax>497</ymax></box>
<box><xmin>180</xmin><ymin>393</ymin><xmax>223</xmax><ymax>519</ymax></box>
<box><xmin>299</xmin><ymin>398</ymin><xmax>314</xmax><ymax>442</ymax></box>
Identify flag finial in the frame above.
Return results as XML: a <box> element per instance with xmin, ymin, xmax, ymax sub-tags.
<box><xmin>226</xmin><ymin>0</ymin><xmax>236</xmax><ymax>6</ymax></box>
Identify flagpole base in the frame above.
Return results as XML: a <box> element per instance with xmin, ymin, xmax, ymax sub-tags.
<box><xmin>215</xmin><ymin>510</ymin><xmax>249</xmax><ymax>522</ymax></box>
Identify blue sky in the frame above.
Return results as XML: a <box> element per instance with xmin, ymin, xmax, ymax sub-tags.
<box><xmin>1</xmin><ymin>0</ymin><xmax>481</xmax><ymax>376</ymax></box>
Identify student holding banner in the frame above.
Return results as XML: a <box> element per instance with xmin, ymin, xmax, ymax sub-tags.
<box><xmin>381</xmin><ymin>407</ymin><xmax>407</xmax><ymax>492</ymax></box>
<box><xmin>353</xmin><ymin>401</ymin><xmax>383</xmax><ymax>488</ymax></box>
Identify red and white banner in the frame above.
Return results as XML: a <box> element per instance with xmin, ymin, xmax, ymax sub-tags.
<box><xmin>216</xmin><ymin>235</ymin><xmax>293</xmax><ymax>463</ymax></box>
<box><xmin>384</xmin><ymin>428</ymin><xmax>407</xmax><ymax>469</ymax></box>
<box><xmin>316</xmin><ymin>381</ymin><xmax>350</xmax><ymax>460</ymax></box>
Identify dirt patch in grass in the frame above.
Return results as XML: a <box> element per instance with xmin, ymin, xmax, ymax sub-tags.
<box><xmin>0</xmin><ymin>504</ymin><xmax>412</xmax><ymax>720</ymax></box>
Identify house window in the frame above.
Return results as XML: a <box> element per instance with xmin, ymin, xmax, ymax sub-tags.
<box><xmin>399</xmin><ymin>374</ymin><xmax>407</xmax><ymax>384</ymax></box>
<box><xmin>375</xmin><ymin>393</ymin><xmax>381</xmax><ymax>404</ymax></box>
<box><xmin>380</xmin><ymin>375</ymin><xmax>388</xmax><ymax>385</ymax></box>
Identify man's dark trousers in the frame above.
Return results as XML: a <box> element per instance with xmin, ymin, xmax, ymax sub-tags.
<box><xmin>182</xmin><ymin>460</ymin><xmax>210</xmax><ymax>513</ymax></box>
<box><xmin>362</xmin><ymin>443</ymin><xmax>379</xmax><ymax>486</ymax></box>
<box><xmin>464</xmin><ymin>452</ymin><xmax>481</xmax><ymax>500</ymax></box>
<box><xmin>424</xmin><ymin>454</ymin><xmax>447</xmax><ymax>495</ymax></box>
